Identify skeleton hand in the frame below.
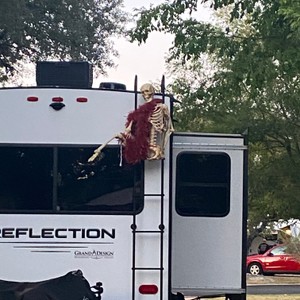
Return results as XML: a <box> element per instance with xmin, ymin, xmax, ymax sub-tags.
<box><xmin>88</xmin><ymin>148</ymin><xmax>102</xmax><ymax>162</ymax></box>
<box><xmin>88</xmin><ymin>136</ymin><xmax>116</xmax><ymax>162</ymax></box>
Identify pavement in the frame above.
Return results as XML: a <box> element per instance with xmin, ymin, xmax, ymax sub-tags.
<box><xmin>247</xmin><ymin>274</ymin><xmax>300</xmax><ymax>285</ymax></box>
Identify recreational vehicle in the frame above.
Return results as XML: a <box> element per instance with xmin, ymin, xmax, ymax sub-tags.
<box><xmin>0</xmin><ymin>62</ymin><xmax>248</xmax><ymax>300</ymax></box>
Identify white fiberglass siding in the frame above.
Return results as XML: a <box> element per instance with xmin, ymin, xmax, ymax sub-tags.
<box><xmin>171</xmin><ymin>133</ymin><xmax>246</xmax><ymax>297</ymax></box>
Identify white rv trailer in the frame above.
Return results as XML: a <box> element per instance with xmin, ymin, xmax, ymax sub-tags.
<box><xmin>0</xmin><ymin>63</ymin><xmax>248</xmax><ymax>300</ymax></box>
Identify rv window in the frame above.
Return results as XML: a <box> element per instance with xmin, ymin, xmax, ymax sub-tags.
<box><xmin>0</xmin><ymin>146</ymin><xmax>143</xmax><ymax>214</ymax></box>
<box><xmin>57</xmin><ymin>147</ymin><xmax>143</xmax><ymax>213</ymax></box>
<box><xmin>175</xmin><ymin>152</ymin><xmax>230</xmax><ymax>217</ymax></box>
<box><xmin>0</xmin><ymin>147</ymin><xmax>53</xmax><ymax>210</ymax></box>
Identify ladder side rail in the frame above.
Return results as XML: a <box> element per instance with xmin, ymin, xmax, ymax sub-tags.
<box><xmin>159</xmin><ymin>75</ymin><xmax>166</xmax><ymax>300</ymax></box>
<box><xmin>131</xmin><ymin>75</ymin><xmax>138</xmax><ymax>300</ymax></box>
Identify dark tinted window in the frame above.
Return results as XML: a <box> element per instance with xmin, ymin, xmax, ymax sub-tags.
<box><xmin>0</xmin><ymin>147</ymin><xmax>53</xmax><ymax>210</ymax></box>
<box><xmin>0</xmin><ymin>146</ymin><xmax>143</xmax><ymax>214</ymax></box>
<box><xmin>57</xmin><ymin>147</ymin><xmax>143</xmax><ymax>213</ymax></box>
<box><xmin>175</xmin><ymin>152</ymin><xmax>230</xmax><ymax>217</ymax></box>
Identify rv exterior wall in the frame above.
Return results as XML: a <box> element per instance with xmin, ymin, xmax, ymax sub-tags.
<box><xmin>171</xmin><ymin>133</ymin><xmax>246</xmax><ymax>297</ymax></box>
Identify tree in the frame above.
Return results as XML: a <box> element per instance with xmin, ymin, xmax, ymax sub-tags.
<box><xmin>279</xmin><ymin>0</ymin><xmax>300</xmax><ymax>35</ymax></box>
<box><xmin>130</xmin><ymin>0</ymin><xmax>300</xmax><ymax>226</ymax></box>
<box><xmin>0</xmin><ymin>0</ymin><xmax>128</xmax><ymax>82</ymax></box>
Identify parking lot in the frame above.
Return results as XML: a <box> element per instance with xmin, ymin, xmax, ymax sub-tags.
<box><xmin>247</xmin><ymin>274</ymin><xmax>300</xmax><ymax>285</ymax></box>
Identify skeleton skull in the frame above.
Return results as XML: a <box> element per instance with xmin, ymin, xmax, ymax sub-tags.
<box><xmin>140</xmin><ymin>83</ymin><xmax>155</xmax><ymax>102</ymax></box>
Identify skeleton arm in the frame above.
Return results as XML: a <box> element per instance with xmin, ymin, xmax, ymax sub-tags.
<box><xmin>88</xmin><ymin>136</ymin><xmax>116</xmax><ymax>162</ymax></box>
<box><xmin>88</xmin><ymin>121</ymin><xmax>134</xmax><ymax>163</ymax></box>
<box><xmin>162</xmin><ymin>104</ymin><xmax>174</xmax><ymax>148</ymax></box>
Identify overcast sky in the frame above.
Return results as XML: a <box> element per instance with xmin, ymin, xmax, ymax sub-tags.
<box><xmin>95</xmin><ymin>0</ymin><xmax>173</xmax><ymax>91</ymax></box>
<box><xmin>96</xmin><ymin>0</ymin><xmax>213</xmax><ymax>91</ymax></box>
<box><xmin>15</xmin><ymin>1</ymin><xmax>212</xmax><ymax>90</ymax></box>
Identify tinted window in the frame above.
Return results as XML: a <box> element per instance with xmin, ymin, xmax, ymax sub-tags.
<box><xmin>57</xmin><ymin>147</ymin><xmax>143</xmax><ymax>213</ymax></box>
<box><xmin>175</xmin><ymin>152</ymin><xmax>230</xmax><ymax>217</ymax></box>
<box><xmin>0</xmin><ymin>147</ymin><xmax>53</xmax><ymax>210</ymax></box>
<box><xmin>0</xmin><ymin>146</ymin><xmax>143</xmax><ymax>214</ymax></box>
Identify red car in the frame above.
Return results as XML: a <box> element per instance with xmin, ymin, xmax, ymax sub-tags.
<box><xmin>247</xmin><ymin>245</ymin><xmax>300</xmax><ymax>275</ymax></box>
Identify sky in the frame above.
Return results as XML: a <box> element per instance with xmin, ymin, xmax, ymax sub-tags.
<box><xmin>95</xmin><ymin>0</ymin><xmax>213</xmax><ymax>91</ymax></box>
<box><xmin>11</xmin><ymin>0</ymin><xmax>213</xmax><ymax>90</ymax></box>
<box><xmin>95</xmin><ymin>0</ymin><xmax>174</xmax><ymax>91</ymax></box>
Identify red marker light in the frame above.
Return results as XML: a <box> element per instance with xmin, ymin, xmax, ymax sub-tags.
<box><xmin>139</xmin><ymin>284</ymin><xmax>158</xmax><ymax>295</ymax></box>
<box><xmin>27</xmin><ymin>96</ymin><xmax>38</xmax><ymax>102</ymax></box>
<box><xmin>52</xmin><ymin>97</ymin><xmax>63</xmax><ymax>102</ymax></box>
<box><xmin>76</xmin><ymin>97</ymin><xmax>88</xmax><ymax>103</ymax></box>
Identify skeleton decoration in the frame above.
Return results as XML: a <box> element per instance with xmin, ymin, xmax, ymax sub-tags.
<box><xmin>140</xmin><ymin>83</ymin><xmax>174</xmax><ymax>160</ymax></box>
<box><xmin>88</xmin><ymin>83</ymin><xmax>174</xmax><ymax>164</ymax></box>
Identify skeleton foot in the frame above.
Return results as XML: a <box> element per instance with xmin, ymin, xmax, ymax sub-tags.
<box><xmin>148</xmin><ymin>145</ymin><xmax>163</xmax><ymax>160</ymax></box>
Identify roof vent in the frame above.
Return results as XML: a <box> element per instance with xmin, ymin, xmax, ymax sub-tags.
<box><xmin>99</xmin><ymin>82</ymin><xmax>126</xmax><ymax>91</ymax></box>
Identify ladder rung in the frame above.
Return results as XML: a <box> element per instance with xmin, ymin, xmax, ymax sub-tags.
<box><xmin>134</xmin><ymin>230</ymin><xmax>162</xmax><ymax>233</ymax></box>
<box><xmin>144</xmin><ymin>193</ymin><xmax>165</xmax><ymax>197</ymax></box>
<box><xmin>133</xmin><ymin>267</ymin><xmax>164</xmax><ymax>271</ymax></box>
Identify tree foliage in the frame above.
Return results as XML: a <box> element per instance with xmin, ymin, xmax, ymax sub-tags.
<box><xmin>0</xmin><ymin>0</ymin><xmax>127</xmax><ymax>81</ymax></box>
<box><xmin>130</xmin><ymin>0</ymin><xmax>300</xmax><ymax>226</ymax></box>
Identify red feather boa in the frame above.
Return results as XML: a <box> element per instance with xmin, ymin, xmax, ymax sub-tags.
<box><xmin>123</xmin><ymin>99</ymin><xmax>162</xmax><ymax>164</ymax></box>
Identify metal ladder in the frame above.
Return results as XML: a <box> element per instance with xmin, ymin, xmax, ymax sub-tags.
<box><xmin>131</xmin><ymin>76</ymin><xmax>166</xmax><ymax>300</ymax></box>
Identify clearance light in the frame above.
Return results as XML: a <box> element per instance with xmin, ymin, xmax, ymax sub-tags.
<box><xmin>139</xmin><ymin>284</ymin><xmax>158</xmax><ymax>295</ymax></box>
<box><xmin>52</xmin><ymin>97</ymin><xmax>63</xmax><ymax>102</ymax></box>
<box><xmin>27</xmin><ymin>96</ymin><xmax>38</xmax><ymax>102</ymax></box>
<box><xmin>76</xmin><ymin>97</ymin><xmax>88</xmax><ymax>103</ymax></box>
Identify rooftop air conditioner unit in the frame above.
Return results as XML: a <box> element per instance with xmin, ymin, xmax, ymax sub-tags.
<box><xmin>36</xmin><ymin>61</ymin><xmax>93</xmax><ymax>88</ymax></box>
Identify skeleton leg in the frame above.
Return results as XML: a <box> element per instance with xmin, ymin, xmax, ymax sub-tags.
<box><xmin>148</xmin><ymin>126</ymin><xmax>162</xmax><ymax>160</ymax></box>
<box><xmin>147</xmin><ymin>104</ymin><xmax>169</xmax><ymax>160</ymax></box>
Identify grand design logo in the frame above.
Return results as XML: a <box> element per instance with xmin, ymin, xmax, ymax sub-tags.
<box><xmin>74</xmin><ymin>250</ymin><xmax>114</xmax><ymax>259</ymax></box>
